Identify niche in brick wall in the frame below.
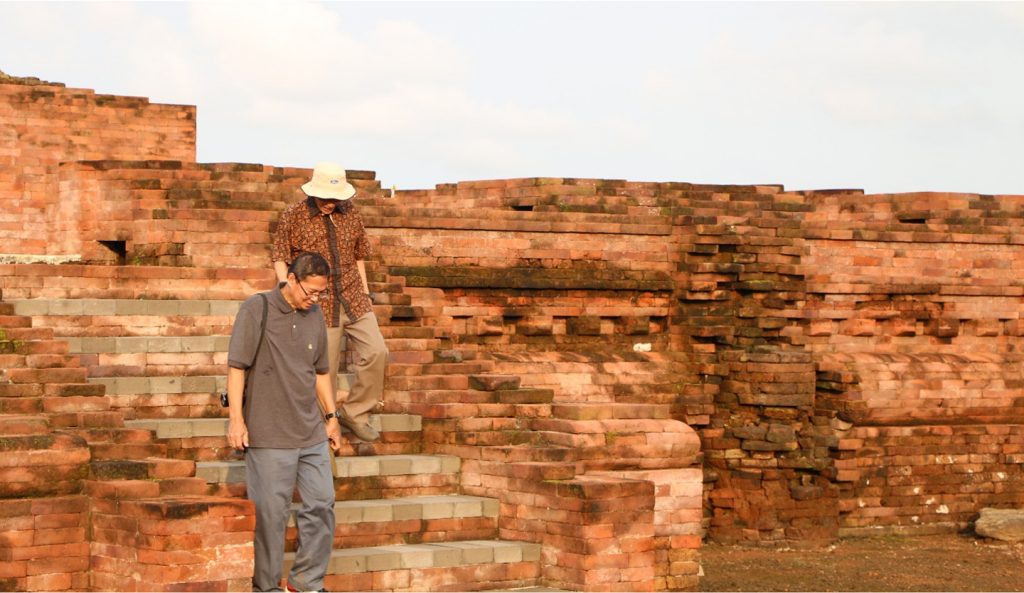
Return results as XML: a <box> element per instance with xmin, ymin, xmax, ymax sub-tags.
<box><xmin>98</xmin><ymin>240</ymin><xmax>127</xmax><ymax>265</ymax></box>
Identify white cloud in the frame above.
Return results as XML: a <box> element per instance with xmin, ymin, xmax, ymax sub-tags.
<box><xmin>188</xmin><ymin>1</ymin><xmax>465</xmax><ymax>99</ymax></box>
<box><xmin>2</xmin><ymin>1</ymin><xmax>1021</xmax><ymax>194</ymax></box>
<box><xmin>187</xmin><ymin>1</ymin><xmax>579</xmax><ymax>177</ymax></box>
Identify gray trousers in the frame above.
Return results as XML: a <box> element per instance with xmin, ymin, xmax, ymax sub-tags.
<box><xmin>246</xmin><ymin>442</ymin><xmax>336</xmax><ymax>592</ymax></box>
<box><xmin>328</xmin><ymin>311</ymin><xmax>388</xmax><ymax>424</ymax></box>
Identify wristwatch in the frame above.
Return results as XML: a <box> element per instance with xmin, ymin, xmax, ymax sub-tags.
<box><xmin>324</xmin><ymin>411</ymin><xmax>338</xmax><ymax>421</ymax></box>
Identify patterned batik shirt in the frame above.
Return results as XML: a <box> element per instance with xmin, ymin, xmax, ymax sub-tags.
<box><xmin>271</xmin><ymin>196</ymin><xmax>373</xmax><ymax>327</ymax></box>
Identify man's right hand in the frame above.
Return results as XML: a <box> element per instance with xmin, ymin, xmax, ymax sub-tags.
<box><xmin>228</xmin><ymin>417</ymin><xmax>249</xmax><ymax>450</ymax></box>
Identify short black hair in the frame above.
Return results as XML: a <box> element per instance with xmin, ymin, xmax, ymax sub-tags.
<box><xmin>288</xmin><ymin>252</ymin><xmax>330</xmax><ymax>281</ymax></box>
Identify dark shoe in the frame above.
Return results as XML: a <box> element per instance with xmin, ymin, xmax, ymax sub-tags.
<box><xmin>337</xmin><ymin>409</ymin><xmax>380</xmax><ymax>442</ymax></box>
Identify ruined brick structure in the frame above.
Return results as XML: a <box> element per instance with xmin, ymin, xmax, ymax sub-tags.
<box><xmin>1</xmin><ymin>73</ymin><xmax>1023</xmax><ymax>591</ymax></box>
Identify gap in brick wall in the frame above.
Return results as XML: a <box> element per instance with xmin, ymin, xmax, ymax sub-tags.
<box><xmin>98</xmin><ymin>240</ymin><xmax>127</xmax><ymax>265</ymax></box>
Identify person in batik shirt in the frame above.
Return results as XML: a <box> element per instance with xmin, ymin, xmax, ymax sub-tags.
<box><xmin>271</xmin><ymin>162</ymin><xmax>386</xmax><ymax>443</ymax></box>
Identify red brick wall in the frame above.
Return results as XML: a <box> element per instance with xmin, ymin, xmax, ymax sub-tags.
<box><xmin>4</xmin><ymin>73</ymin><xmax>1024</xmax><ymax>558</ymax></box>
<box><xmin>0</xmin><ymin>79</ymin><xmax>195</xmax><ymax>256</ymax></box>
<box><xmin>0</xmin><ymin>496</ymin><xmax>90</xmax><ymax>591</ymax></box>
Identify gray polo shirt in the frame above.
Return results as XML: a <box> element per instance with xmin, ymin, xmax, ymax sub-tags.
<box><xmin>227</xmin><ymin>286</ymin><xmax>330</xmax><ymax>448</ymax></box>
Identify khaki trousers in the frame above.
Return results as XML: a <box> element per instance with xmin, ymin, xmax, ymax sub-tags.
<box><xmin>327</xmin><ymin>312</ymin><xmax>387</xmax><ymax>424</ymax></box>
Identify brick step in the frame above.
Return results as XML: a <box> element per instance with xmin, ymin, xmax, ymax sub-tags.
<box><xmin>373</xmin><ymin>304</ymin><xmax>423</xmax><ymax>320</ymax></box>
<box><xmin>0</xmin><ymin>353</ymin><xmax>26</xmax><ymax>371</ymax></box>
<box><xmin>492</xmin><ymin>389</ymin><xmax>554</xmax><ymax>404</ymax></box>
<box><xmin>35</xmin><ymin>323</ymin><xmax>236</xmax><ymax>339</ymax></box>
<box><xmin>90</xmin><ymin>457</ymin><xmax>196</xmax><ymax>480</ymax></box>
<box><xmin>380</xmin><ymin>326</ymin><xmax>439</xmax><ymax>340</ymax></box>
<box><xmin>0</xmin><ymin>397</ymin><xmax>43</xmax><ymax>414</ymax></box>
<box><xmin>386</xmin><ymin>388</ymin><xmax>553</xmax><ymax>407</ymax></box>
<box><xmin>126</xmin><ymin>414</ymin><xmax>423</xmax><ymax>460</ymax></box>
<box><xmin>86</xmin><ymin>361</ymin><xmax>223</xmax><ymax>379</ymax></box>
<box><xmin>4</xmin><ymin>353</ymin><xmax>81</xmax><ymax>369</ymax></box>
<box><xmin>66</xmin><ymin>335</ymin><xmax>231</xmax><ymax>354</ymax></box>
<box><xmin>441</xmin><ymin>445</ymin><xmax>576</xmax><ymax>464</ymax></box>
<box><xmin>0</xmin><ymin>327</ymin><xmax>51</xmax><ymax>342</ymax></box>
<box><xmin>126</xmin><ymin>414</ymin><xmax>420</xmax><ymax>439</ymax></box>
<box><xmin>1</xmin><ymin>366</ymin><xmax>88</xmax><ymax>383</ymax></box>
<box><xmin>395</xmin><ymin>402</ymin><xmax>551</xmax><ymax>420</ymax></box>
<box><xmin>387</xmin><ymin>360</ymin><xmax>495</xmax><ymax>377</ymax></box>
<box><xmin>528</xmin><ymin>418</ymin><xmax>703</xmax><ymax>470</ymax></box>
<box><xmin>367</xmin><ymin>281</ymin><xmax>406</xmax><ymax>295</ymax></box>
<box><xmin>90</xmin><ymin>441</ymin><xmax>169</xmax><ymax>460</ymax></box>
<box><xmin>551</xmin><ymin>402</ymin><xmax>672</xmax><ymax>420</ymax></box>
<box><xmin>468</xmin><ymin>375</ymin><xmax>522</xmax><ymax>391</ymax></box>
<box><xmin>0</xmin><ymin>339</ymin><xmax>68</xmax><ymax>355</ymax></box>
<box><xmin>386</xmin><ymin>191</ymin><xmax>663</xmax><ymax>209</ymax></box>
<box><xmin>291</xmin><ymin>540</ymin><xmax>541</xmax><ymax>592</ymax></box>
<box><xmin>91</xmin><ymin>371</ymin><xmax>355</xmax><ymax>405</ymax></box>
<box><xmin>196</xmin><ymin>454</ymin><xmax>460</xmax><ymax>485</ymax></box>
<box><xmin>490</xmin><ymin>350</ymin><xmax>678</xmax><ymax>366</ymax></box>
<box><xmin>0</xmin><ymin>302</ymin><xmax>14</xmax><ymax>314</ymax></box>
<box><xmin>434</xmin><ymin>349</ymin><xmax>485</xmax><ymax>363</ymax></box>
<box><xmin>63</xmin><ymin>427</ymin><xmax>156</xmax><ymax>445</ymax></box>
<box><xmin>50</xmin><ymin>411</ymin><xmax>125</xmax><ymax>429</ymax></box>
<box><xmin>0</xmin><ymin>264</ymin><xmax>267</xmax><ymax>301</ymax></box>
<box><xmin>388</xmin><ymin>350</ymin><xmax>437</xmax><ymax>365</ymax></box>
<box><xmin>0</xmin><ymin>414</ymin><xmax>49</xmax><ymax>435</ymax></box>
<box><xmin>365</xmin><ymin>203</ymin><xmax>667</xmax><ymax>226</ymax></box>
<box><xmin>11</xmin><ymin>298</ymin><xmax>242</xmax><ymax>317</ymax></box>
<box><xmin>0</xmin><ymin>432</ymin><xmax>91</xmax><ymax>498</ymax></box>
<box><xmin>40</xmin><ymin>396</ymin><xmax>110</xmax><ymax>417</ymax></box>
<box><xmin>386</xmin><ymin>338</ymin><xmax>444</xmax><ymax>352</ymax></box>
<box><xmin>0</xmin><ymin>314</ymin><xmax>31</xmax><ymax>328</ymax></box>
<box><xmin>286</xmin><ymin>495</ymin><xmax>499</xmax><ymax>549</ymax></box>
<box><xmin>368</xmin><ymin>292</ymin><xmax>412</xmax><ymax>306</ymax></box>
<box><xmin>386</xmin><ymin>390</ymin><xmax>515</xmax><ymax>405</ymax></box>
<box><xmin>421</xmin><ymin>417</ymin><xmax>544</xmax><ymax>450</ymax></box>
<box><xmin>387</xmin><ymin>375</ymin><xmax>472</xmax><ymax>391</ymax></box>
<box><xmin>611</xmin><ymin>382</ymin><xmax>692</xmax><ymax>403</ymax></box>
<box><xmin>41</xmin><ymin>382</ymin><xmax>107</xmax><ymax>397</ymax></box>
<box><xmin>0</xmin><ymin>383</ymin><xmax>41</xmax><ymax>398</ymax></box>
<box><xmin>71</xmin><ymin>334</ymin><xmax>443</xmax><ymax>360</ymax></box>
<box><xmin>444</xmin><ymin>430</ymin><xmax>542</xmax><ymax>448</ymax></box>
<box><xmin>85</xmin><ymin>476</ymin><xmax>212</xmax><ymax>499</ymax></box>
<box><xmin>89</xmin><ymin>374</ymin><xmax>228</xmax><ymax>395</ymax></box>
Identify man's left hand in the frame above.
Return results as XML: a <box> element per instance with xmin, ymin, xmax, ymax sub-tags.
<box><xmin>326</xmin><ymin>418</ymin><xmax>342</xmax><ymax>451</ymax></box>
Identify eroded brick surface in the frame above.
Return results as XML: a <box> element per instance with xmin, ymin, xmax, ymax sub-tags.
<box><xmin>3</xmin><ymin>75</ymin><xmax>1024</xmax><ymax>591</ymax></box>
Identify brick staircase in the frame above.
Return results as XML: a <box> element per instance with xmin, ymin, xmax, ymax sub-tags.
<box><xmin>4</xmin><ymin>243</ymin><xmax>706</xmax><ymax>589</ymax></box>
<box><xmin>6</xmin><ymin>275</ymin><xmax>551</xmax><ymax>591</ymax></box>
<box><xmin>0</xmin><ymin>297</ymin><xmax>253</xmax><ymax>591</ymax></box>
<box><xmin>2</xmin><ymin>170</ymin><xmax>712</xmax><ymax>591</ymax></box>
<box><xmin>12</xmin><ymin>71</ymin><xmax>1024</xmax><ymax>592</ymax></box>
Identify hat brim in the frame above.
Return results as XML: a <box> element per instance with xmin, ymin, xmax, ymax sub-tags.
<box><xmin>301</xmin><ymin>180</ymin><xmax>356</xmax><ymax>201</ymax></box>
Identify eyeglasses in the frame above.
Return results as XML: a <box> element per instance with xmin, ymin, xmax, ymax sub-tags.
<box><xmin>297</xmin><ymin>282</ymin><xmax>329</xmax><ymax>301</ymax></box>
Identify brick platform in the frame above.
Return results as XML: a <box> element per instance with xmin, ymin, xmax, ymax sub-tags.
<box><xmin>4</xmin><ymin>73</ymin><xmax>1024</xmax><ymax>591</ymax></box>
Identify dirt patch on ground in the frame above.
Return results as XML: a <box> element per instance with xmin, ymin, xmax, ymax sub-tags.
<box><xmin>700</xmin><ymin>533</ymin><xmax>1024</xmax><ymax>592</ymax></box>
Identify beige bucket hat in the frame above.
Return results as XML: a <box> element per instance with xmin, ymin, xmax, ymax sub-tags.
<box><xmin>301</xmin><ymin>162</ymin><xmax>357</xmax><ymax>201</ymax></box>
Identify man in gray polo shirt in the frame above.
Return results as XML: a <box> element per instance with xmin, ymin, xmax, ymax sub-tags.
<box><xmin>226</xmin><ymin>251</ymin><xmax>343</xmax><ymax>592</ymax></box>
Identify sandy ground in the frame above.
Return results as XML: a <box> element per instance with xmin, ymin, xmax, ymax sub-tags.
<box><xmin>699</xmin><ymin>533</ymin><xmax>1024</xmax><ymax>592</ymax></box>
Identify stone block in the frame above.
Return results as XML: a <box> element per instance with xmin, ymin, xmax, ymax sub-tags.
<box><xmin>975</xmin><ymin>508</ymin><xmax>1024</xmax><ymax>542</ymax></box>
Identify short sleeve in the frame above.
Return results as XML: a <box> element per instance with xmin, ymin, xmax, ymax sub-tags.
<box><xmin>270</xmin><ymin>207</ymin><xmax>295</xmax><ymax>265</ymax></box>
<box><xmin>227</xmin><ymin>297</ymin><xmax>260</xmax><ymax>370</ymax></box>
<box><xmin>313</xmin><ymin>312</ymin><xmax>330</xmax><ymax>374</ymax></box>
<box><xmin>353</xmin><ymin>211</ymin><xmax>372</xmax><ymax>260</ymax></box>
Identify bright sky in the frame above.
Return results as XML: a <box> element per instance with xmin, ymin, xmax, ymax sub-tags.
<box><xmin>2</xmin><ymin>1</ymin><xmax>1023</xmax><ymax>195</ymax></box>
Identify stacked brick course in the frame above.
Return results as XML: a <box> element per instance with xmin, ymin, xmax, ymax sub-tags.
<box><xmin>0</xmin><ymin>73</ymin><xmax>195</xmax><ymax>258</ymax></box>
<box><xmin>4</xmin><ymin>73</ymin><xmax>1024</xmax><ymax>591</ymax></box>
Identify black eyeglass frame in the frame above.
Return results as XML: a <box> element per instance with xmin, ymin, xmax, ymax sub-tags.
<box><xmin>296</xmin><ymin>280</ymin><xmax>329</xmax><ymax>300</ymax></box>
